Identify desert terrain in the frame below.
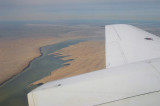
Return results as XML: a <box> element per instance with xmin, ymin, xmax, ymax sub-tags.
<box><xmin>33</xmin><ymin>40</ymin><xmax>105</xmax><ymax>84</ymax></box>
<box><xmin>0</xmin><ymin>36</ymin><xmax>69</xmax><ymax>84</ymax></box>
<box><xmin>0</xmin><ymin>24</ymin><xmax>104</xmax><ymax>85</ymax></box>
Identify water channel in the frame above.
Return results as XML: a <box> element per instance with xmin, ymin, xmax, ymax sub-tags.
<box><xmin>0</xmin><ymin>39</ymin><xmax>83</xmax><ymax>106</ymax></box>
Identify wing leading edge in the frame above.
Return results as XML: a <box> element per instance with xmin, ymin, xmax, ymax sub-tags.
<box><xmin>28</xmin><ymin>24</ymin><xmax>160</xmax><ymax>106</ymax></box>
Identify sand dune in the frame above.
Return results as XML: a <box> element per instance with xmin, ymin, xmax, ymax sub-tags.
<box><xmin>33</xmin><ymin>40</ymin><xmax>105</xmax><ymax>84</ymax></box>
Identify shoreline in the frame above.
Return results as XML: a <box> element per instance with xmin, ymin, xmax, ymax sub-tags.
<box><xmin>0</xmin><ymin>36</ymin><xmax>71</xmax><ymax>86</ymax></box>
<box><xmin>0</xmin><ymin>37</ymin><xmax>84</xmax><ymax>86</ymax></box>
<box><xmin>0</xmin><ymin>39</ymin><xmax>85</xmax><ymax>106</ymax></box>
<box><xmin>0</xmin><ymin>47</ymin><xmax>43</xmax><ymax>87</ymax></box>
<box><xmin>0</xmin><ymin>38</ymin><xmax>80</xmax><ymax>87</ymax></box>
<box><xmin>33</xmin><ymin>40</ymin><xmax>105</xmax><ymax>85</ymax></box>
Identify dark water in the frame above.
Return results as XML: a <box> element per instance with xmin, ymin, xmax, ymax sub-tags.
<box><xmin>0</xmin><ymin>39</ymin><xmax>83</xmax><ymax>106</ymax></box>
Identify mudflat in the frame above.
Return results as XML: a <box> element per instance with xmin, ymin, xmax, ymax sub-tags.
<box><xmin>33</xmin><ymin>40</ymin><xmax>105</xmax><ymax>84</ymax></box>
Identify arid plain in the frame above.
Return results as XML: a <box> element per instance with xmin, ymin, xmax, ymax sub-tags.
<box><xmin>0</xmin><ymin>24</ymin><xmax>105</xmax><ymax>85</ymax></box>
<box><xmin>33</xmin><ymin>40</ymin><xmax>105</xmax><ymax>84</ymax></box>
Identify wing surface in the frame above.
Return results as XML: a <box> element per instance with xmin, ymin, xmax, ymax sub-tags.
<box><xmin>105</xmin><ymin>24</ymin><xmax>160</xmax><ymax>68</ymax></box>
<box><xmin>28</xmin><ymin>24</ymin><xmax>160</xmax><ymax>106</ymax></box>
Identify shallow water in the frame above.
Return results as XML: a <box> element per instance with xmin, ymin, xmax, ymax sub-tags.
<box><xmin>0</xmin><ymin>39</ymin><xmax>83</xmax><ymax>106</ymax></box>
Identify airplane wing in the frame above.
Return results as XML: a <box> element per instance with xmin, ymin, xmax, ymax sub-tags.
<box><xmin>105</xmin><ymin>24</ymin><xmax>160</xmax><ymax>68</ymax></box>
<box><xmin>28</xmin><ymin>24</ymin><xmax>160</xmax><ymax>106</ymax></box>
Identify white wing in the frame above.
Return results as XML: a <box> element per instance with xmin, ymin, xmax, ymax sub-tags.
<box><xmin>105</xmin><ymin>24</ymin><xmax>160</xmax><ymax>68</ymax></box>
<box><xmin>28</xmin><ymin>24</ymin><xmax>160</xmax><ymax>106</ymax></box>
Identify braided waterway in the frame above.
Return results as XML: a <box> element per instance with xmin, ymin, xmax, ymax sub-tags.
<box><xmin>0</xmin><ymin>39</ymin><xmax>83</xmax><ymax>106</ymax></box>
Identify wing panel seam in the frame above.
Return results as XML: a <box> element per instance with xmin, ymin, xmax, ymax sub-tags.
<box><xmin>94</xmin><ymin>89</ymin><xmax>160</xmax><ymax>106</ymax></box>
<box><xmin>112</xmin><ymin>26</ymin><xmax>128</xmax><ymax>64</ymax></box>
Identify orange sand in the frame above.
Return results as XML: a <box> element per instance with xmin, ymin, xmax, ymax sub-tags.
<box><xmin>0</xmin><ymin>36</ymin><xmax>69</xmax><ymax>84</ymax></box>
<box><xmin>33</xmin><ymin>40</ymin><xmax>105</xmax><ymax>84</ymax></box>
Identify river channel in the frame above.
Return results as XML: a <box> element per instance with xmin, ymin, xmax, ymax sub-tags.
<box><xmin>0</xmin><ymin>39</ymin><xmax>83</xmax><ymax>106</ymax></box>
